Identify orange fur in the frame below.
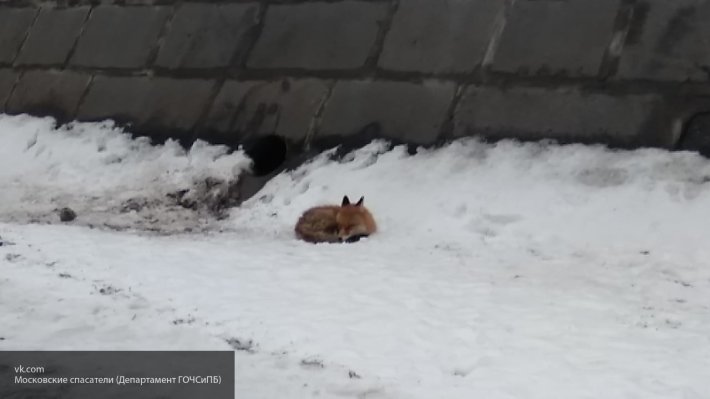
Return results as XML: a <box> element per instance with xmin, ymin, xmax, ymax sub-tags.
<box><xmin>295</xmin><ymin>196</ymin><xmax>377</xmax><ymax>243</ymax></box>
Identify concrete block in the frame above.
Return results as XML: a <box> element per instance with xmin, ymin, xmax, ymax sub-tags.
<box><xmin>155</xmin><ymin>3</ymin><xmax>259</xmax><ymax>69</ymax></box>
<box><xmin>247</xmin><ymin>1</ymin><xmax>388</xmax><ymax>70</ymax></box>
<box><xmin>200</xmin><ymin>81</ymin><xmax>253</xmax><ymax>141</ymax></box>
<box><xmin>15</xmin><ymin>7</ymin><xmax>89</xmax><ymax>66</ymax></box>
<box><xmin>70</xmin><ymin>5</ymin><xmax>170</xmax><ymax>68</ymax></box>
<box><xmin>200</xmin><ymin>78</ymin><xmax>329</xmax><ymax>145</ymax></box>
<box><xmin>492</xmin><ymin>0</ymin><xmax>621</xmax><ymax>76</ymax></box>
<box><xmin>0</xmin><ymin>8</ymin><xmax>37</xmax><ymax>65</ymax></box>
<box><xmin>453</xmin><ymin>86</ymin><xmax>663</xmax><ymax>146</ymax></box>
<box><xmin>77</xmin><ymin>76</ymin><xmax>147</xmax><ymax>122</ymax></box>
<box><xmin>618</xmin><ymin>0</ymin><xmax>710</xmax><ymax>81</ymax></box>
<box><xmin>318</xmin><ymin>80</ymin><xmax>456</xmax><ymax>145</ymax></box>
<box><xmin>0</xmin><ymin>69</ymin><xmax>18</xmax><ymax>111</ymax></box>
<box><xmin>379</xmin><ymin>0</ymin><xmax>503</xmax><ymax>73</ymax></box>
<box><xmin>6</xmin><ymin>70</ymin><xmax>90</xmax><ymax>121</ymax></box>
<box><xmin>78</xmin><ymin>76</ymin><xmax>214</xmax><ymax>134</ymax></box>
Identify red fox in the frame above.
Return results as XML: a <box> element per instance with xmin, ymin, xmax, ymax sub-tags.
<box><xmin>295</xmin><ymin>196</ymin><xmax>377</xmax><ymax>243</ymax></box>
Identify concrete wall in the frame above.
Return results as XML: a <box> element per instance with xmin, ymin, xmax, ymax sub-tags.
<box><xmin>1</xmin><ymin>0</ymin><xmax>710</xmax><ymax>157</ymax></box>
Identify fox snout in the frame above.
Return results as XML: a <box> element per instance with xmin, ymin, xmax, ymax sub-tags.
<box><xmin>337</xmin><ymin>225</ymin><xmax>371</xmax><ymax>242</ymax></box>
<box><xmin>340</xmin><ymin>233</ymin><xmax>369</xmax><ymax>243</ymax></box>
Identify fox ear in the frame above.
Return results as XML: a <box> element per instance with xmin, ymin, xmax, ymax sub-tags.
<box><xmin>356</xmin><ymin>196</ymin><xmax>364</xmax><ymax>206</ymax></box>
<box><xmin>342</xmin><ymin>196</ymin><xmax>350</xmax><ymax>206</ymax></box>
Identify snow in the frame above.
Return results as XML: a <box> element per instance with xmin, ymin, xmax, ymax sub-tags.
<box><xmin>0</xmin><ymin>114</ymin><xmax>251</xmax><ymax>232</ymax></box>
<box><xmin>2</xmin><ymin>114</ymin><xmax>710</xmax><ymax>398</ymax></box>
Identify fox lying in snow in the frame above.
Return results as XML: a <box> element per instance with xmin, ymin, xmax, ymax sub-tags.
<box><xmin>295</xmin><ymin>196</ymin><xmax>377</xmax><ymax>243</ymax></box>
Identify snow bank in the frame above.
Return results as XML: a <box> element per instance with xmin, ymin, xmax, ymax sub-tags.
<box><xmin>0</xmin><ymin>115</ymin><xmax>251</xmax><ymax>232</ymax></box>
<box><xmin>235</xmin><ymin>138</ymin><xmax>710</xmax><ymax>254</ymax></box>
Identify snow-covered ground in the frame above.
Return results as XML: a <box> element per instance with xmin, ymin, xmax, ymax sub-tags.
<box><xmin>1</xmin><ymin>114</ymin><xmax>710</xmax><ymax>398</ymax></box>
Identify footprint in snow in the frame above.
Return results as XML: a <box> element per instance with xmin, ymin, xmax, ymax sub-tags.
<box><xmin>466</xmin><ymin>213</ymin><xmax>522</xmax><ymax>237</ymax></box>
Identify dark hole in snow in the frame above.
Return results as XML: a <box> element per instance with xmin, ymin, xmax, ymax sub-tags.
<box><xmin>244</xmin><ymin>134</ymin><xmax>288</xmax><ymax>177</ymax></box>
<box><xmin>58</xmin><ymin>207</ymin><xmax>77</xmax><ymax>222</ymax></box>
<box><xmin>678</xmin><ymin>112</ymin><xmax>710</xmax><ymax>156</ymax></box>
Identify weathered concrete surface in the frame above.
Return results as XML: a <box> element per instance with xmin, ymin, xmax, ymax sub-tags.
<box><xmin>318</xmin><ymin>80</ymin><xmax>456</xmax><ymax>145</ymax></box>
<box><xmin>5</xmin><ymin>70</ymin><xmax>90</xmax><ymax>121</ymax></box>
<box><xmin>247</xmin><ymin>1</ymin><xmax>388</xmax><ymax>70</ymax></box>
<box><xmin>0</xmin><ymin>69</ymin><xmax>18</xmax><ymax>111</ymax></box>
<box><xmin>454</xmin><ymin>86</ymin><xmax>663</xmax><ymax>146</ymax></box>
<box><xmin>201</xmin><ymin>78</ymin><xmax>328</xmax><ymax>145</ymax></box>
<box><xmin>78</xmin><ymin>76</ymin><xmax>214</xmax><ymax>135</ymax></box>
<box><xmin>0</xmin><ymin>8</ymin><xmax>37</xmax><ymax>65</ymax></box>
<box><xmin>619</xmin><ymin>0</ymin><xmax>710</xmax><ymax>82</ymax></box>
<box><xmin>493</xmin><ymin>0</ymin><xmax>621</xmax><ymax>76</ymax></box>
<box><xmin>15</xmin><ymin>7</ymin><xmax>89</xmax><ymax>66</ymax></box>
<box><xmin>200</xmin><ymin>82</ymin><xmax>253</xmax><ymax>142</ymax></box>
<box><xmin>155</xmin><ymin>3</ymin><xmax>259</xmax><ymax>69</ymax></box>
<box><xmin>379</xmin><ymin>0</ymin><xmax>503</xmax><ymax>73</ymax></box>
<box><xmin>70</xmin><ymin>6</ymin><xmax>170</xmax><ymax>69</ymax></box>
